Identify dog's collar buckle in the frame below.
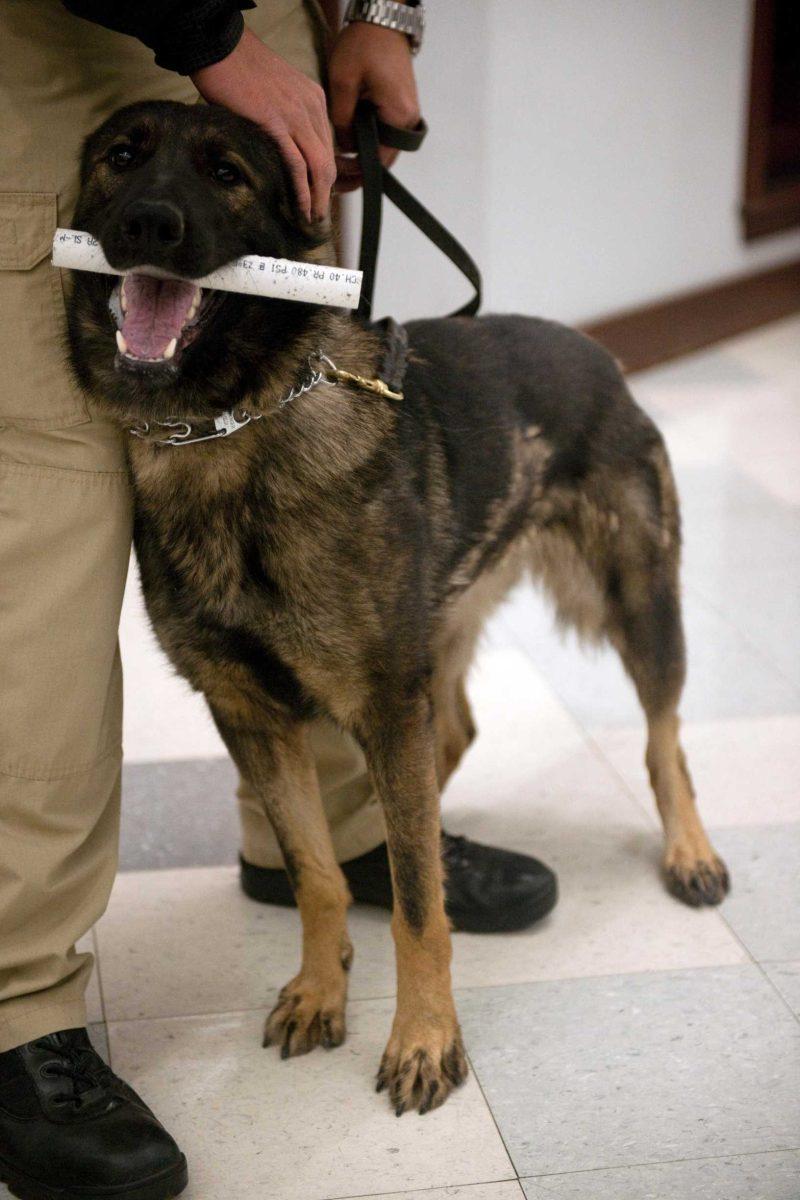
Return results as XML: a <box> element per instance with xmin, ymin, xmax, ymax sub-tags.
<box><xmin>213</xmin><ymin>410</ymin><xmax>251</xmax><ymax>436</ymax></box>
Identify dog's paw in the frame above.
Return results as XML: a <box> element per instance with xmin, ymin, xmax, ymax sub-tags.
<box><xmin>263</xmin><ymin>976</ymin><xmax>346</xmax><ymax>1058</ymax></box>
<box><xmin>665</xmin><ymin>851</ymin><xmax>730</xmax><ymax>907</ymax></box>
<box><xmin>376</xmin><ymin>1016</ymin><xmax>468</xmax><ymax>1116</ymax></box>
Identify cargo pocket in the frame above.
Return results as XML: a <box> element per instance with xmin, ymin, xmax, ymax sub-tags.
<box><xmin>0</xmin><ymin>192</ymin><xmax>89</xmax><ymax>430</ymax></box>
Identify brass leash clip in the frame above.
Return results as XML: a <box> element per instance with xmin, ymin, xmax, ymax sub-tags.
<box><xmin>314</xmin><ymin>354</ymin><xmax>403</xmax><ymax>402</ymax></box>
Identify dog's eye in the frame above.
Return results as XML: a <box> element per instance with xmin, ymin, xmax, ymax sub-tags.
<box><xmin>212</xmin><ymin>160</ymin><xmax>243</xmax><ymax>187</ymax></box>
<box><xmin>108</xmin><ymin>144</ymin><xmax>136</xmax><ymax>170</ymax></box>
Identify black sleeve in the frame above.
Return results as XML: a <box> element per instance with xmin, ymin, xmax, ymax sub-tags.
<box><xmin>61</xmin><ymin>0</ymin><xmax>257</xmax><ymax>75</ymax></box>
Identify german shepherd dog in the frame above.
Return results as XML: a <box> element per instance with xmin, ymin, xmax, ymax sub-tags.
<box><xmin>67</xmin><ymin>101</ymin><xmax>730</xmax><ymax>1115</ymax></box>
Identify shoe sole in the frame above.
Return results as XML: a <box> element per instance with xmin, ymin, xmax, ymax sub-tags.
<box><xmin>0</xmin><ymin>1154</ymin><xmax>188</xmax><ymax>1200</ymax></box>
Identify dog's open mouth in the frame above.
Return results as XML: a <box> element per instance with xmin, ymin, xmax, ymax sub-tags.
<box><xmin>109</xmin><ymin>273</ymin><xmax>216</xmax><ymax>369</ymax></box>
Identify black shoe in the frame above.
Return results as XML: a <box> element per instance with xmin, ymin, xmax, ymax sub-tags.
<box><xmin>241</xmin><ymin>832</ymin><xmax>558</xmax><ymax>934</ymax></box>
<box><xmin>0</xmin><ymin>1028</ymin><xmax>188</xmax><ymax>1200</ymax></box>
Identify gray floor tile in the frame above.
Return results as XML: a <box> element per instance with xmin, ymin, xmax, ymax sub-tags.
<box><xmin>499</xmin><ymin>582</ymin><xmax>798</xmax><ymax>730</ymax></box>
<box><xmin>712</xmin><ymin>826</ymin><xmax>800</xmax><ymax>962</ymax></box>
<box><xmin>521</xmin><ymin>1150</ymin><xmax>800</xmax><ymax>1200</ymax></box>
<box><xmin>459</xmin><ymin>965</ymin><xmax>800</xmax><ymax>1177</ymax></box>
<box><xmin>120</xmin><ymin>758</ymin><xmax>239</xmax><ymax>870</ymax></box>
<box><xmin>763</xmin><ymin>962</ymin><xmax>800</xmax><ymax>1020</ymax></box>
<box><xmin>678</xmin><ymin>464</ymin><xmax>800</xmax><ymax>581</ymax></box>
<box><xmin>692</xmin><ymin>563</ymin><xmax>800</xmax><ymax>691</ymax></box>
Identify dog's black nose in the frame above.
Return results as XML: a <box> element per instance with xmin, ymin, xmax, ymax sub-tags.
<box><xmin>120</xmin><ymin>199</ymin><xmax>185</xmax><ymax>257</ymax></box>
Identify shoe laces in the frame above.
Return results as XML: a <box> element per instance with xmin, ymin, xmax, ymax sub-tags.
<box><xmin>34</xmin><ymin>1033</ymin><xmax>114</xmax><ymax>1112</ymax></box>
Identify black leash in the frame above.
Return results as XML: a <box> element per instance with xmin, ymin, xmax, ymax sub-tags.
<box><xmin>353</xmin><ymin>102</ymin><xmax>482</xmax><ymax>323</ymax></box>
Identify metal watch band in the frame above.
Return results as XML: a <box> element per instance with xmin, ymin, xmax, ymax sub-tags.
<box><xmin>343</xmin><ymin>0</ymin><xmax>425</xmax><ymax>54</ymax></box>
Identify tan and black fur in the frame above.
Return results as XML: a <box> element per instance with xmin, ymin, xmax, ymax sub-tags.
<box><xmin>67</xmin><ymin>101</ymin><xmax>729</xmax><ymax>1116</ymax></box>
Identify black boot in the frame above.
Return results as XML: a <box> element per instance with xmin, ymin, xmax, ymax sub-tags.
<box><xmin>241</xmin><ymin>832</ymin><xmax>558</xmax><ymax>933</ymax></box>
<box><xmin>0</xmin><ymin>1028</ymin><xmax>187</xmax><ymax>1200</ymax></box>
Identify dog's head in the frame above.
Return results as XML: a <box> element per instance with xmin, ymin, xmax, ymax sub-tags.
<box><xmin>68</xmin><ymin>100</ymin><xmax>332</xmax><ymax>422</ymax></box>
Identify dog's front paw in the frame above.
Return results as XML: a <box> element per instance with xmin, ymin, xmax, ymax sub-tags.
<box><xmin>376</xmin><ymin>1014</ymin><xmax>468</xmax><ymax>1116</ymax></box>
<box><xmin>263</xmin><ymin>975</ymin><xmax>347</xmax><ymax>1058</ymax></box>
<box><xmin>665</xmin><ymin>848</ymin><xmax>730</xmax><ymax>907</ymax></box>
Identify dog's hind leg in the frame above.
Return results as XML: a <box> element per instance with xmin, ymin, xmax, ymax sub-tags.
<box><xmin>598</xmin><ymin>478</ymin><xmax>730</xmax><ymax>906</ymax></box>
<box><xmin>209</xmin><ymin>699</ymin><xmax>353</xmax><ymax>1055</ymax></box>
<box><xmin>533</xmin><ymin>444</ymin><xmax>729</xmax><ymax>905</ymax></box>
<box><xmin>360</xmin><ymin>692</ymin><xmax>468</xmax><ymax>1115</ymax></box>
<box><xmin>606</xmin><ymin>573</ymin><xmax>729</xmax><ymax>904</ymax></box>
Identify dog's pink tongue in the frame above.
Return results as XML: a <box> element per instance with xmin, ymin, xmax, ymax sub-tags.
<box><xmin>121</xmin><ymin>275</ymin><xmax>197</xmax><ymax>359</ymax></box>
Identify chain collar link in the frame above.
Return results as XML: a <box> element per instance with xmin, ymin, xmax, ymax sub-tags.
<box><xmin>129</xmin><ymin>353</ymin><xmax>330</xmax><ymax>448</ymax></box>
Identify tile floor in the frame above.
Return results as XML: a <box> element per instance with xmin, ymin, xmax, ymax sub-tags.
<box><xmin>9</xmin><ymin>317</ymin><xmax>800</xmax><ymax>1199</ymax></box>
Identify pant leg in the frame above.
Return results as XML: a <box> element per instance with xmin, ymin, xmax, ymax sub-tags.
<box><xmin>0</xmin><ymin>1</ymin><xmax>202</xmax><ymax>1052</ymax></box>
<box><xmin>238</xmin><ymin>720</ymin><xmax>386</xmax><ymax>869</ymax></box>
<box><xmin>0</xmin><ymin>426</ymin><xmax>132</xmax><ymax>1051</ymax></box>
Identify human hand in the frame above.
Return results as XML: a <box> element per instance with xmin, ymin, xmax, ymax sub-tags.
<box><xmin>191</xmin><ymin>28</ymin><xmax>336</xmax><ymax>222</ymax></box>
<box><xmin>328</xmin><ymin>22</ymin><xmax>421</xmax><ymax>193</ymax></box>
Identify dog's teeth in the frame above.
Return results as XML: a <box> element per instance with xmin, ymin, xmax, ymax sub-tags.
<box><xmin>164</xmin><ymin>338</ymin><xmax>177</xmax><ymax>360</ymax></box>
<box><xmin>116</xmin><ymin>331</ymin><xmax>128</xmax><ymax>354</ymax></box>
<box><xmin>120</xmin><ymin>282</ymin><xmax>128</xmax><ymax>313</ymax></box>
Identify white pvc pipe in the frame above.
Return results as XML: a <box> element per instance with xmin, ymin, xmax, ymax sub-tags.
<box><xmin>52</xmin><ymin>228</ymin><xmax>362</xmax><ymax>310</ymax></box>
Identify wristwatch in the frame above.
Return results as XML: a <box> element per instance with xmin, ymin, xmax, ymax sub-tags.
<box><xmin>343</xmin><ymin>0</ymin><xmax>425</xmax><ymax>55</ymax></box>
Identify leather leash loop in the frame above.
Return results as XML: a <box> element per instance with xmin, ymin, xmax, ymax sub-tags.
<box><xmin>374</xmin><ymin>115</ymin><xmax>428</xmax><ymax>152</ymax></box>
<box><xmin>353</xmin><ymin>102</ymin><xmax>481</xmax><ymax>321</ymax></box>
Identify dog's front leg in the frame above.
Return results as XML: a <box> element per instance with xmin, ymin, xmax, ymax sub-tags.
<box><xmin>210</xmin><ymin>702</ymin><xmax>353</xmax><ymax>1056</ymax></box>
<box><xmin>361</xmin><ymin>694</ymin><xmax>468</xmax><ymax>1115</ymax></box>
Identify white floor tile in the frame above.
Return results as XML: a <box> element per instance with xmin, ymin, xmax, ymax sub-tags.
<box><xmin>763</xmin><ymin>961</ymin><xmax>800</xmax><ymax>1019</ymax></box>
<box><xmin>596</xmin><ymin>714</ymin><xmax>800</xmax><ymax>827</ymax></box>
<box><xmin>380</xmin><ymin>1186</ymin><xmax>524</xmax><ymax>1200</ymax></box>
<box><xmin>108</xmin><ymin>1003</ymin><xmax>513</xmax><ymax>1200</ymax></box>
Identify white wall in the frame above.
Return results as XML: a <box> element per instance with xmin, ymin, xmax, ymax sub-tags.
<box><xmin>345</xmin><ymin>0</ymin><xmax>800</xmax><ymax>326</ymax></box>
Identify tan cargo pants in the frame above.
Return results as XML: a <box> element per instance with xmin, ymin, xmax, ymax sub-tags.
<box><xmin>0</xmin><ymin>0</ymin><xmax>384</xmax><ymax>1054</ymax></box>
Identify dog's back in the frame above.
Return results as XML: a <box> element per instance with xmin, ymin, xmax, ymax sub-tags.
<box><xmin>395</xmin><ymin>316</ymin><xmax>675</xmax><ymax>619</ymax></box>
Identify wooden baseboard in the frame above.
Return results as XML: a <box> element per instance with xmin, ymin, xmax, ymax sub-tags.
<box><xmin>581</xmin><ymin>257</ymin><xmax>800</xmax><ymax>373</ymax></box>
